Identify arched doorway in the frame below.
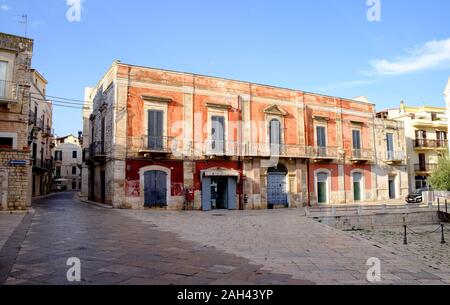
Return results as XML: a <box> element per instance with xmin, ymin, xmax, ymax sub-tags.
<box><xmin>267</xmin><ymin>165</ymin><xmax>288</xmax><ymax>208</ymax></box>
<box><xmin>143</xmin><ymin>170</ymin><xmax>168</xmax><ymax>207</ymax></box>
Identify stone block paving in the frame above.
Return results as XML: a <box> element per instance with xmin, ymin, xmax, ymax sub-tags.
<box><xmin>121</xmin><ymin>209</ymin><xmax>450</xmax><ymax>285</ymax></box>
<box><xmin>0</xmin><ymin>213</ymin><xmax>25</xmax><ymax>250</ymax></box>
<box><xmin>350</xmin><ymin>225</ymin><xmax>450</xmax><ymax>283</ymax></box>
<box><xmin>1</xmin><ymin>193</ymin><xmax>311</xmax><ymax>285</ymax></box>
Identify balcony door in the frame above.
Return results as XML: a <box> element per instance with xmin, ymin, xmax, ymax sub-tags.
<box><xmin>352</xmin><ymin>130</ymin><xmax>361</xmax><ymax>158</ymax></box>
<box><xmin>269</xmin><ymin>119</ymin><xmax>281</xmax><ymax>155</ymax></box>
<box><xmin>148</xmin><ymin>110</ymin><xmax>164</xmax><ymax>150</ymax></box>
<box><xmin>436</xmin><ymin>131</ymin><xmax>447</xmax><ymax>148</ymax></box>
<box><xmin>211</xmin><ymin>115</ymin><xmax>225</xmax><ymax>154</ymax></box>
<box><xmin>419</xmin><ymin>153</ymin><xmax>426</xmax><ymax>171</ymax></box>
<box><xmin>415</xmin><ymin>130</ymin><xmax>427</xmax><ymax>147</ymax></box>
<box><xmin>316</xmin><ymin>126</ymin><xmax>327</xmax><ymax>156</ymax></box>
<box><xmin>0</xmin><ymin>61</ymin><xmax>6</xmax><ymax>97</ymax></box>
<box><xmin>386</xmin><ymin>133</ymin><xmax>394</xmax><ymax>159</ymax></box>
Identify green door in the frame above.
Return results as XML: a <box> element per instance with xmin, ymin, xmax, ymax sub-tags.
<box><xmin>353</xmin><ymin>172</ymin><xmax>362</xmax><ymax>202</ymax></box>
<box><xmin>318</xmin><ymin>182</ymin><xmax>327</xmax><ymax>204</ymax></box>
<box><xmin>317</xmin><ymin>173</ymin><xmax>328</xmax><ymax>204</ymax></box>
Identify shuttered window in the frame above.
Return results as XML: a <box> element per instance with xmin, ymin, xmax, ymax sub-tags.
<box><xmin>316</xmin><ymin>126</ymin><xmax>326</xmax><ymax>147</ymax></box>
<box><xmin>147</xmin><ymin>110</ymin><xmax>164</xmax><ymax>150</ymax></box>
<box><xmin>211</xmin><ymin>115</ymin><xmax>225</xmax><ymax>153</ymax></box>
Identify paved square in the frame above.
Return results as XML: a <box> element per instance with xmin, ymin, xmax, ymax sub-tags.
<box><xmin>1</xmin><ymin>192</ymin><xmax>449</xmax><ymax>285</ymax></box>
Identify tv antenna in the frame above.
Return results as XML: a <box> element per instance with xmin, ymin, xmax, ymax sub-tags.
<box><xmin>15</xmin><ymin>14</ymin><xmax>28</xmax><ymax>36</ymax></box>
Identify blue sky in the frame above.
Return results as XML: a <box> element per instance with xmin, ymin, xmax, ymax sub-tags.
<box><xmin>1</xmin><ymin>0</ymin><xmax>449</xmax><ymax>136</ymax></box>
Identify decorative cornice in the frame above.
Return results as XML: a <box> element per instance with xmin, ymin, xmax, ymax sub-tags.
<box><xmin>263</xmin><ymin>105</ymin><xmax>287</xmax><ymax>116</ymax></box>
<box><xmin>206</xmin><ymin>102</ymin><xmax>231</xmax><ymax>110</ymax></box>
<box><xmin>141</xmin><ymin>95</ymin><xmax>172</xmax><ymax>104</ymax></box>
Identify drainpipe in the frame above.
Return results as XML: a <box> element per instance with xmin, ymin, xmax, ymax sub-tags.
<box><xmin>372</xmin><ymin>107</ymin><xmax>379</xmax><ymax>201</ymax></box>
<box><xmin>238</xmin><ymin>94</ymin><xmax>243</xmax><ymax>210</ymax></box>
<box><xmin>304</xmin><ymin>92</ymin><xmax>311</xmax><ymax>207</ymax></box>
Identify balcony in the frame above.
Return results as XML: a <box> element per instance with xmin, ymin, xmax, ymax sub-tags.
<box><xmin>138</xmin><ymin>136</ymin><xmax>172</xmax><ymax>155</ymax></box>
<box><xmin>32</xmin><ymin>158</ymin><xmax>53</xmax><ymax>172</ymax></box>
<box><xmin>89</xmin><ymin>141</ymin><xmax>106</xmax><ymax>160</ymax></box>
<box><xmin>413</xmin><ymin>139</ymin><xmax>448</xmax><ymax>150</ymax></box>
<box><xmin>243</xmin><ymin>142</ymin><xmax>310</xmax><ymax>158</ymax></box>
<box><xmin>28</xmin><ymin>112</ymin><xmax>36</xmax><ymax>125</ymax></box>
<box><xmin>349</xmin><ymin>149</ymin><xmax>374</xmax><ymax>164</ymax></box>
<box><xmin>384</xmin><ymin>151</ymin><xmax>405</xmax><ymax>164</ymax></box>
<box><xmin>309</xmin><ymin>146</ymin><xmax>339</xmax><ymax>162</ymax></box>
<box><xmin>42</xmin><ymin>126</ymin><xmax>54</xmax><ymax>138</ymax></box>
<box><xmin>0</xmin><ymin>80</ymin><xmax>20</xmax><ymax>105</ymax></box>
<box><xmin>203</xmin><ymin>140</ymin><xmax>238</xmax><ymax>157</ymax></box>
<box><xmin>412</xmin><ymin>118</ymin><xmax>448</xmax><ymax>128</ymax></box>
<box><xmin>414</xmin><ymin>163</ymin><xmax>438</xmax><ymax>174</ymax></box>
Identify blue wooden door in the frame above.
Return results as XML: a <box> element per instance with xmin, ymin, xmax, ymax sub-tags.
<box><xmin>144</xmin><ymin>170</ymin><xmax>167</xmax><ymax>207</ymax></box>
<box><xmin>227</xmin><ymin>177</ymin><xmax>237</xmax><ymax>210</ymax></box>
<box><xmin>148</xmin><ymin>110</ymin><xmax>163</xmax><ymax>150</ymax></box>
<box><xmin>202</xmin><ymin>177</ymin><xmax>212</xmax><ymax>211</ymax></box>
<box><xmin>267</xmin><ymin>172</ymin><xmax>287</xmax><ymax>206</ymax></box>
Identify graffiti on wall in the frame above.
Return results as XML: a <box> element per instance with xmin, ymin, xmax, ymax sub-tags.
<box><xmin>126</xmin><ymin>179</ymin><xmax>140</xmax><ymax>197</ymax></box>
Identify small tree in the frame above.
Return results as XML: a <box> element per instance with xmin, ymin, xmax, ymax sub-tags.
<box><xmin>429</xmin><ymin>152</ymin><xmax>450</xmax><ymax>191</ymax></box>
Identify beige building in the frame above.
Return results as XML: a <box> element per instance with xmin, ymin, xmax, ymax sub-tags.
<box><xmin>0</xmin><ymin>32</ymin><xmax>34</xmax><ymax>210</ymax></box>
<box><xmin>446</xmin><ymin>78</ymin><xmax>450</xmax><ymax>152</ymax></box>
<box><xmin>383</xmin><ymin>102</ymin><xmax>448</xmax><ymax>191</ymax></box>
<box><xmin>28</xmin><ymin>69</ymin><xmax>54</xmax><ymax>197</ymax></box>
<box><xmin>54</xmin><ymin>135</ymin><xmax>82</xmax><ymax>191</ymax></box>
<box><xmin>373</xmin><ymin>116</ymin><xmax>409</xmax><ymax>201</ymax></box>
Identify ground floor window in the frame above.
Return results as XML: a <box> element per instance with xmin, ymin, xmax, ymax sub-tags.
<box><xmin>415</xmin><ymin>176</ymin><xmax>428</xmax><ymax>190</ymax></box>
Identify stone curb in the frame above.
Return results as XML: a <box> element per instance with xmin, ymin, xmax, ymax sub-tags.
<box><xmin>76</xmin><ymin>193</ymin><xmax>113</xmax><ymax>209</ymax></box>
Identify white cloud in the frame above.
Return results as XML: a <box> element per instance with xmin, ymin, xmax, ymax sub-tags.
<box><xmin>317</xmin><ymin>80</ymin><xmax>372</xmax><ymax>92</ymax></box>
<box><xmin>0</xmin><ymin>4</ymin><xmax>10</xmax><ymax>10</ymax></box>
<box><xmin>371</xmin><ymin>38</ymin><xmax>450</xmax><ymax>76</ymax></box>
<box><xmin>32</xmin><ymin>21</ymin><xmax>45</xmax><ymax>27</ymax></box>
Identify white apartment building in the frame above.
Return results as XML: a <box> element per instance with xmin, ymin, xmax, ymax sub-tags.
<box><xmin>54</xmin><ymin>134</ymin><xmax>82</xmax><ymax>191</ymax></box>
<box><xmin>384</xmin><ymin>102</ymin><xmax>448</xmax><ymax>191</ymax></box>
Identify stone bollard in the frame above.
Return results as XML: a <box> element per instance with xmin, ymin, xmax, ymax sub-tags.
<box><xmin>428</xmin><ymin>202</ymin><xmax>433</xmax><ymax>209</ymax></box>
<box><xmin>382</xmin><ymin>204</ymin><xmax>387</xmax><ymax>213</ymax></box>
<box><xmin>332</xmin><ymin>206</ymin><xmax>337</xmax><ymax>216</ymax></box>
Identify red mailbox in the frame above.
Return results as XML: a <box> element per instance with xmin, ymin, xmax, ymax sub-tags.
<box><xmin>185</xmin><ymin>188</ymin><xmax>195</xmax><ymax>202</ymax></box>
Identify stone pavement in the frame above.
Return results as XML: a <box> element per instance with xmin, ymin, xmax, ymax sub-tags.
<box><xmin>350</xmin><ymin>225</ymin><xmax>450</xmax><ymax>272</ymax></box>
<box><xmin>1</xmin><ymin>193</ymin><xmax>312</xmax><ymax>285</ymax></box>
<box><xmin>122</xmin><ymin>209</ymin><xmax>450</xmax><ymax>285</ymax></box>
<box><xmin>0</xmin><ymin>213</ymin><xmax>25</xmax><ymax>250</ymax></box>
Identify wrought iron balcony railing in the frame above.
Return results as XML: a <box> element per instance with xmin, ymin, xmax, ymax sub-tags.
<box><xmin>0</xmin><ymin>80</ymin><xmax>20</xmax><ymax>103</ymax></box>
<box><xmin>414</xmin><ymin>163</ymin><xmax>438</xmax><ymax>173</ymax></box>
<box><xmin>89</xmin><ymin>141</ymin><xmax>106</xmax><ymax>157</ymax></box>
<box><xmin>308</xmin><ymin>146</ymin><xmax>339</xmax><ymax>159</ymax></box>
<box><xmin>350</xmin><ymin>149</ymin><xmax>374</xmax><ymax>160</ymax></box>
<box><xmin>32</xmin><ymin>158</ymin><xmax>53</xmax><ymax>171</ymax></box>
<box><xmin>413</xmin><ymin>139</ymin><xmax>448</xmax><ymax>149</ymax></box>
<box><xmin>385</xmin><ymin>150</ymin><xmax>405</xmax><ymax>162</ymax></box>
